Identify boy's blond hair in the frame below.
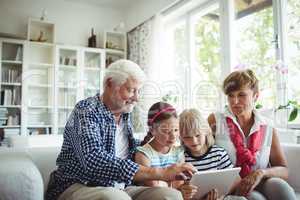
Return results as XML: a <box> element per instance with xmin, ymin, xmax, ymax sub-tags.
<box><xmin>179</xmin><ymin>109</ymin><xmax>214</xmax><ymax>148</ymax></box>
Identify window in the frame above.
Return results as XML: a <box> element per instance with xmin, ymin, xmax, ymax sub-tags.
<box><xmin>235</xmin><ymin>0</ymin><xmax>276</xmax><ymax>109</ymax></box>
<box><xmin>287</xmin><ymin>0</ymin><xmax>300</xmax><ymax>102</ymax></box>
<box><xmin>287</xmin><ymin>0</ymin><xmax>300</xmax><ymax>124</ymax></box>
<box><xmin>191</xmin><ymin>6</ymin><xmax>222</xmax><ymax>117</ymax></box>
<box><xmin>159</xmin><ymin>0</ymin><xmax>300</xmax><ymax>143</ymax></box>
<box><xmin>161</xmin><ymin>2</ymin><xmax>222</xmax><ymax>117</ymax></box>
<box><xmin>160</xmin><ymin>20</ymin><xmax>187</xmax><ymax>111</ymax></box>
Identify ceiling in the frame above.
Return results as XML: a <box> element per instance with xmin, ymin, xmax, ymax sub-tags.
<box><xmin>64</xmin><ymin>0</ymin><xmax>134</xmax><ymax>9</ymax></box>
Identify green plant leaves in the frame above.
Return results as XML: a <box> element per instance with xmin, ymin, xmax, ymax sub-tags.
<box><xmin>289</xmin><ymin>108</ymin><xmax>298</xmax><ymax>122</ymax></box>
<box><xmin>255</xmin><ymin>103</ymin><xmax>263</xmax><ymax>109</ymax></box>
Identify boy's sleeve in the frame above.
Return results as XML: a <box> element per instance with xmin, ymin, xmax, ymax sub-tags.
<box><xmin>218</xmin><ymin>149</ymin><xmax>234</xmax><ymax>169</ymax></box>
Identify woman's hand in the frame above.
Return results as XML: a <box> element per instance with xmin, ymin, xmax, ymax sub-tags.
<box><xmin>235</xmin><ymin>169</ymin><xmax>265</xmax><ymax>196</ymax></box>
<box><xmin>178</xmin><ymin>182</ymin><xmax>198</xmax><ymax>200</ymax></box>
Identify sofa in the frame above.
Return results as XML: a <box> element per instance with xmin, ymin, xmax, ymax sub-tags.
<box><xmin>0</xmin><ymin>143</ymin><xmax>299</xmax><ymax>200</ymax></box>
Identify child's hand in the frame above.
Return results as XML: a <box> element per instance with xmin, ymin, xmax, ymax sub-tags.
<box><xmin>204</xmin><ymin>188</ymin><xmax>224</xmax><ymax>200</ymax></box>
<box><xmin>179</xmin><ymin>182</ymin><xmax>198</xmax><ymax>200</ymax></box>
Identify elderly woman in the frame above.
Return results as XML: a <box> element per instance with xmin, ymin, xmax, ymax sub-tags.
<box><xmin>208</xmin><ymin>69</ymin><xmax>297</xmax><ymax>200</ymax></box>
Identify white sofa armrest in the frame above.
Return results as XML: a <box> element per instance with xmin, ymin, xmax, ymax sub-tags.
<box><xmin>0</xmin><ymin>151</ymin><xmax>44</xmax><ymax>200</ymax></box>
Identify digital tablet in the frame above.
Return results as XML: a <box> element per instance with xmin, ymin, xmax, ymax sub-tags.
<box><xmin>190</xmin><ymin>167</ymin><xmax>241</xmax><ymax>199</ymax></box>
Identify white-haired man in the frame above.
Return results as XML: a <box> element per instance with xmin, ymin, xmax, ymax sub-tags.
<box><xmin>46</xmin><ymin>59</ymin><xmax>195</xmax><ymax>200</ymax></box>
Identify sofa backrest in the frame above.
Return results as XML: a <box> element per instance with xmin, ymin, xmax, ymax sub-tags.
<box><xmin>27</xmin><ymin>147</ymin><xmax>61</xmax><ymax>190</ymax></box>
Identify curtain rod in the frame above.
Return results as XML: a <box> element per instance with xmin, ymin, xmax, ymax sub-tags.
<box><xmin>128</xmin><ymin>0</ymin><xmax>186</xmax><ymax>33</ymax></box>
<box><xmin>161</xmin><ymin>0</ymin><xmax>188</xmax><ymax>16</ymax></box>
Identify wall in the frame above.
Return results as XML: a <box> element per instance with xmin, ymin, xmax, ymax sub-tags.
<box><xmin>0</xmin><ymin>0</ymin><xmax>126</xmax><ymax>47</ymax></box>
<box><xmin>0</xmin><ymin>0</ymin><xmax>179</xmax><ymax>45</ymax></box>
<box><xmin>125</xmin><ymin>0</ymin><xmax>177</xmax><ymax>31</ymax></box>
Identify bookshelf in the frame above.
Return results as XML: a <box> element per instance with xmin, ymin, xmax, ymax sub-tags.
<box><xmin>0</xmin><ymin>22</ymin><xmax>116</xmax><ymax>140</ymax></box>
<box><xmin>0</xmin><ymin>38</ymin><xmax>24</xmax><ymax>137</ymax></box>
<box><xmin>104</xmin><ymin>31</ymin><xmax>126</xmax><ymax>67</ymax></box>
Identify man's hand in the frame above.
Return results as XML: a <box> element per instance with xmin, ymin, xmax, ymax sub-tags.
<box><xmin>133</xmin><ymin>163</ymin><xmax>196</xmax><ymax>183</ymax></box>
<box><xmin>235</xmin><ymin>169</ymin><xmax>265</xmax><ymax>197</ymax></box>
<box><xmin>160</xmin><ymin>163</ymin><xmax>196</xmax><ymax>181</ymax></box>
<box><xmin>179</xmin><ymin>182</ymin><xmax>198</xmax><ymax>200</ymax></box>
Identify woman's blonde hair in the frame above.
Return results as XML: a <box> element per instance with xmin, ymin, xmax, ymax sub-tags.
<box><xmin>179</xmin><ymin>108</ymin><xmax>214</xmax><ymax>148</ymax></box>
<box><xmin>223</xmin><ymin>69</ymin><xmax>259</xmax><ymax>95</ymax></box>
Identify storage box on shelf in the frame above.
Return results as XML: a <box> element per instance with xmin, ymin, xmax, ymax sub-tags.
<box><xmin>0</xmin><ymin>38</ymin><xmax>24</xmax><ymax>137</ymax></box>
<box><xmin>103</xmin><ymin>31</ymin><xmax>126</xmax><ymax>67</ymax></box>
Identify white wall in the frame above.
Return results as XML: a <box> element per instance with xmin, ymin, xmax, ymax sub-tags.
<box><xmin>0</xmin><ymin>0</ymin><xmax>126</xmax><ymax>47</ymax></box>
<box><xmin>0</xmin><ymin>0</ymin><xmax>178</xmax><ymax>45</ymax></box>
<box><xmin>125</xmin><ymin>0</ymin><xmax>176</xmax><ymax>31</ymax></box>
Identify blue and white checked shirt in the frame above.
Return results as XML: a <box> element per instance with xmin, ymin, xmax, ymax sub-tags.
<box><xmin>46</xmin><ymin>94</ymin><xmax>140</xmax><ymax>200</ymax></box>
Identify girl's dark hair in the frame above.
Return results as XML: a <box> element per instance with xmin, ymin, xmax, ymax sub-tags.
<box><xmin>140</xmin><ymin>102</ymin><xmax>177</xmax><ymax>145</ymax></box>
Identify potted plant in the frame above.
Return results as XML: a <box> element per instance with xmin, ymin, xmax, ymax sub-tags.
<box><xmin>255</xmin><ymin>100</ymin><xmax>300</xmax><ymax>127</ymax></box>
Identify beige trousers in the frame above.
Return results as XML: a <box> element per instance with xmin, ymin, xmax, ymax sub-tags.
<box><xmin>58</xmin><ymin>183</ymin><xmax>183</xmax><ymax>200</ymax></box>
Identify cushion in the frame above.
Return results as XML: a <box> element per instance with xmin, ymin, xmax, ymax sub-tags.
<box><xmin>0</xmin><ymin>152</ymin><xmax>44</xmax><ymax>200</ymax></box>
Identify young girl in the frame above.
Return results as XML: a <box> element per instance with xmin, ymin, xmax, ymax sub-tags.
<box><xmin>179</xmin><ymin>108</ymin><xmax>233</xmax><ymax>200</ymax></box>
<box><xmin>135</xmin><ymin>102</ymin><xmax>197</xmax><ymax>199</ymax></box>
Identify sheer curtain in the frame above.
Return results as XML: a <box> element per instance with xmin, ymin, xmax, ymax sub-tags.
<box><xmin>127</xmin><ymin>15</ymin><xmax>163</xmax><ymax>134</ymax></box>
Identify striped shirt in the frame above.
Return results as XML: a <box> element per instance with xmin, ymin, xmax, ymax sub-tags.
<box><xmin>184</xmin><ymin>145</ymin><xmax>233</xmax><ymax>171</ymax></box>
<box><xmin>137</xmin><ymin>143</ymin><xmax>184</xmax><ymax>168</ymax></box>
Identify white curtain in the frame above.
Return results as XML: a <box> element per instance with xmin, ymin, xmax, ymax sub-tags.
<box><xmin>127</xmin><ymin>14</ymin><xmax>164</xmax><ymax>133</ymax></box>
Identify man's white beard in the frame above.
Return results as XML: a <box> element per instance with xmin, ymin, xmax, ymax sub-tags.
<box><xmin>122</xmin><ymin>102</ymin><xmax>136</xmax><ymax>113</ymax></box>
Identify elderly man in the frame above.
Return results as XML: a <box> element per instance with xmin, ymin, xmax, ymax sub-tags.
<box><xmin>46</xmin><ymin>59</ymin><xmax>195</xmax><ymax>200</ymax></box>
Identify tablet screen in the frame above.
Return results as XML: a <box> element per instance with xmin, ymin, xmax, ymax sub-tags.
<box><xmin>190</xmin><ymin>167</ymin><xmax>241</xmax><ymax>199</ymax></box>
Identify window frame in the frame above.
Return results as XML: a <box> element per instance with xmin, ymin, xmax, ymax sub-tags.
<box><xmin>162</xmin><ymin>0</ymin><xmax>298</xmax><ymax>127</ymax></box>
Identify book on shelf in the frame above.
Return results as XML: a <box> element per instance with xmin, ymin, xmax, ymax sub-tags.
<box><xmin>4</xmin><ymin>128</ymin><xmax>20</xmax><ymax>136</ymax></box>
<box><xmin>0</xmin><ymin>108</ymin><xmax>8</xmax><ymax>116</ymax></box>
<box><xmin>0</xmin><ymin>88</ymin><xmax>21</xmax><ymax>105</ymax></box>
<box><xmin>0</xmin><ymin>138</ymin><xmax>9</xmax><ymax>147</ymax></box>
<box><xmin>27</xmin><ymin>127</ymin><xmax>51</xmax><ymax>135</ymax></box>
<box><xmin>0</xmin><ymin>108</ymin><xmax>8</xmax><ymax>126</ymax></box>
<box><xmin>1</xmin><ymin>68</ymin><xmax>21</xmax><ymax>83</ymax></box>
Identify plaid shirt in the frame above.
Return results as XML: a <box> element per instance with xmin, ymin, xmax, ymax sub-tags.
<box><xmin>46</xmin><ymin>94</ymin><xmax>140</xmax><ymax>200</ymax></box>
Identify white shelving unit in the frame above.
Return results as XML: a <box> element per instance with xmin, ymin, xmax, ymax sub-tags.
<box><xmin>0</xmin><ymin>38</ymin><xmax>24</xmax><ymax>137</ymax></box>
<box><xmin>0</xmin><ymin>21</ymin><xmax>117</xmax><ymax>140</ymax></box>
<box><xmin>55</xmin><ymin>45</ymin><xmax>105</xmax><ymax>134</ymax></box>
<box><xmin>23</xmin><ymin>41</ymin><xmax>55</xmax><ymax>135</ymax></box>
<box><xmin>104</xmin><ymin>31</ymin><xmax>126</xmax><ymax>67</ymax></box>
